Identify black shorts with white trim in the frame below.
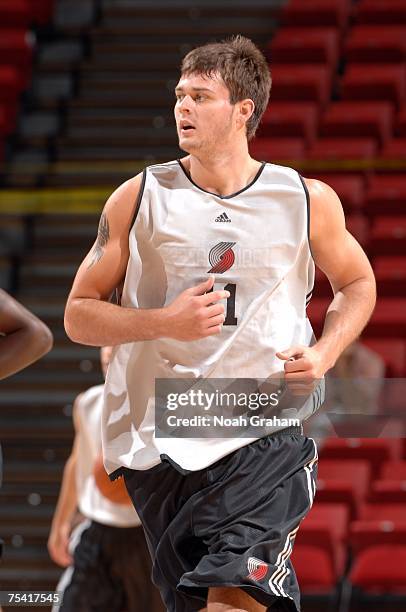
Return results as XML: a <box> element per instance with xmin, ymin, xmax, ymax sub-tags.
<box><xmin>122</xmin><ymin>428</ymin><xmax>318</xmax><ymax>612</ymax></box>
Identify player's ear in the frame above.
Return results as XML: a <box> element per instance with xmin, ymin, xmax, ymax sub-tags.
<box><xmin>237</xmin><ymin>99</ymin><xmax>255</xmax><ymax>130</ymax></box>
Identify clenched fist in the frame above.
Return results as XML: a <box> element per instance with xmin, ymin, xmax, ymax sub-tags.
<box><xmin>164</xmin><ymin>277</ymin><xmax>230</xmax><ymax>341</ymax></box>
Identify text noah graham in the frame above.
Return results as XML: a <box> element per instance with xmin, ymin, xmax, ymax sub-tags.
<box><xmin>166</xmin><ymin>415</ymin><xmax>300</xmax><ymax>428</ymax></box>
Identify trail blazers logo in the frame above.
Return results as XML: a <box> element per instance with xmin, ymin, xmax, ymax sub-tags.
<box><xmin>247</xmin><ymin>557</ymin><xmax>269</xmax><ymax>582</ymax></box>
<box><xmin>208</xmin><ymin>241</ymin><xmax>236</xmax><ymax>274</ymax></box>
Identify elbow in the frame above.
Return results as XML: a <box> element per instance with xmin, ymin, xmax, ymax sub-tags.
<box><xmin>364</xmin><ymin>270</ymin><xmax>377</xmax><ymax>308</ymax></box>
<box><xmin>64</xmin><ymin>299</ymin><xmax>84</xmax><ymax>344</ymax></box>
<box><xmin>42</xmin><ymin>324</ymin><xmax>54</xmax><ymax>354</ymax></box>
<box><xmin>29</xmin><ymin>320</ymin><xmax>54</xmax><ymax>359</ymax></box>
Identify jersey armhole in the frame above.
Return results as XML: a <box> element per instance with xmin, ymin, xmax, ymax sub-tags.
<box><xmin>129</xmin><ymin>168</ymin><xmax>147</xmax><ymax>232</ymax></box>
<box><xmin>297</xmin><ymin>173</ymin><xmax>315</xmax><ymax>261</ymax></box>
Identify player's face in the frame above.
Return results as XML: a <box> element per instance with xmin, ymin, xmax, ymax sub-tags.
<box><xmin>174</xmin><ymin>72</ymin><xmax>237</xmax><ymax>154</ymax></box>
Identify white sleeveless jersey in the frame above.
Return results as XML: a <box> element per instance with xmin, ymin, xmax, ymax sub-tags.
<box><xmin>103</xmin><ymin>160</ymin><xmax>321</xmax><ymax>476</ymax></box>
<box><xmin>75</xmin><ymin>384</ymin><xmax>140</xmax><ymax>527</ymax></box>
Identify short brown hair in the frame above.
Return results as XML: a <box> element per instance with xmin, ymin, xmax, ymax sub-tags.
<box><xmin>181</xmin><ymin>35</ymin><xmax>271</xmax><ymax>140</ymax></box>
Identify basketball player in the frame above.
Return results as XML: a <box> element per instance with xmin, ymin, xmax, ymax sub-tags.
<box><xmin>64</xmin><ymin>36</ymin><xmax>376</xmax><ymax>612</ymax></box>
<box><xmin>0</xmin><ymin>288</ymin><xmax>53</xmax><ymax>599</ymax></box>
<box><xmin>48</xmin><ymin>347</ymin><xmax>163</xmax><ymax>612</ymax></box>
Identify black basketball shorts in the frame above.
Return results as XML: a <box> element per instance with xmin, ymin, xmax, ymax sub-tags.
<box><xmin>54</xmin><ymin>519</ymin><xmax>163</xmax><ymax>612</ymax></box>
<box><xmin>122</xmin><ymin>428</ymin><xmax>318</xmax><ymax>612</ymax></box>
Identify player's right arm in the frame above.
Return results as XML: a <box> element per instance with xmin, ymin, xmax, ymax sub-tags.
<box><xmin>65</xmin><ymin>175</ymin><xmax>229</xmax><ymax>346</ymax></box>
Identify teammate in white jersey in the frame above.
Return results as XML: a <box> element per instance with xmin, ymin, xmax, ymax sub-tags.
<box><xmin>48</xmin><ymin>347</ymin><xmax>163</xmax><ymax>612</ymax></box>
<box><xmin>65</xmin><ymin>36</ymin><xmax>376</xmax><ymax>612</ymax></box>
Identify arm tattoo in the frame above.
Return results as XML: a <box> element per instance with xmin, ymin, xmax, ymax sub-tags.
<box><xmin>88</xmin><ymin>212</ymin><xmax>109</xmax><ymax>268</ymax></box>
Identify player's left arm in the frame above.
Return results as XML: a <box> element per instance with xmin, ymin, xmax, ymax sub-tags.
<box><xmin>277</xmin><ymin>179</ymin><xmax>376</xmax><ymax>380</ymax></box>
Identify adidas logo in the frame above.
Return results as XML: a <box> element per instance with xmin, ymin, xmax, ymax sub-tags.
<box><xmin>215</xmin><ymin>212</ymin><xmax>231</xmax><ymax>222</ymax></box>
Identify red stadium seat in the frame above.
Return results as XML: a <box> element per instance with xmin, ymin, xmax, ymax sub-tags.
<box><xmin>249</xmin><ymin>138</ymin><xmax>306</xmax><ymax>162</ymax></box>
<box><xmin>291</xmin><ymin>545</ymin><xmax>337</xmax><ymax>593</ymax></box>
<box><xmin>371</xmin><ymin>216</ymin><xmax>406</xmax><ymax>238</ymax></box>
<box><xmin>0</xmin><ymin>106</ymin><xmax>6</xmax><ymax>136</ymax></box>
<box><xmin>29</xmin><ymin>0</ymin><xmax>54</xmax><ymax>25</ymax></box>
<box><xmin>370</xmin><ymin>217</ymin><xmax>406</xmax><ymax>255</ymax></box>
<box><xmin>373</xmin><ymin>257</ymin><xmax>406</xmax><ymax>298</ymax></box>
<box><xmin>346</xmin><ymin>213</ymin><xmax>369</xmax><ymax>246</ymax></box>
<box><xmin>349</xmin><ymin>545</ymin><xmax>406</xmax><ymax>593</ymax></box>
<box><xmin>345</xmin><ymin>26</ymin><xmax>406</xmax><ymax>63</ymax></box>
<box><xmin>0</xmin><ymin>103</ymin><xmax>18</xmax><ymax>135</ymax></box>
<box><xmin>311</xmin><ymin>266</ymin><xmax>330</xmax><ymax>297</ymax></box>
<box><xmin>307</xmin><ymin>298</ymin><xmax>329</xmax><ymax>335</ymax></box>
<box><xmin>311</xmin><ymin>174</ymin><xmax>366</xmax><ymax>211</ymax></box>
<box><xmin>0</xmin><ymin>67</ymin><xmax>22</xmax><ymax>108</ymax></box>
<box><xmin>320</xmin><ymin>102</ymin><xmax>394</xmax><ymax>145</ymax></box>
<box><xmin>369</xmin><ymin>299</ymin><xmax>406</xmax><ymax>336</ymax></box>
<box><xmin>341</xmin><ymin>65</ymin><xmax>406</xmax><ymax>108</ymax></box>
<box><xmin>307</xmin><ymin>138</ymin><xmax>377</xmax><ymax>161</ymax></box>
<box><xmin>397</xmin><ymin>107</ymin><xmax>406</xmax><ymax>136</ymax></box>
<box><xmin>365</xmin><ymin>175</ymin><xmax>406</xmax><ymax>216</ymax></box>
<box><xmin>356</xmin><ymin>0</ymin><xmax>406</xmax><ymax>25</ymax></box>
<box><xmin>0</xmin><ymin>0</ymin><xmax>31</xmax><ymax>28</ymax></box>
<box><xmin>359</xmin><ymin>503</ymin><xmax>406</xmax><ymax>521</ymax></box>
<box><xmin>268</xmin><ymin>28</ymin><xmax>340</xmax><ymax>70</ymax></box>
<box><xmin>271</xmin><ymin>65</ymin><xmax>332</xmax><ymax>107</ymax></box>
<box><xmin>0</xmin><ymin>30</ymin><xmax>33</xmax><ymax>82</ymax></box>
<box><xmin>280</xmin><ymin>0</ymin><xmax>351</xmax><ymax>29</ymax></box>
<box><xmin>307</xmin><ymin>297</ymin><xmax>406</xmax><ymax>339</ymax></box>
<box><xmin>351</xmin><ymin>523</ymin><xmax>406</xmax><ymax>553</ymax></box>
<box><xmin>298</xmin><ymin>503</ymin><xmax>349</xmax><ymax>575</ymax></box>
<box><xmin>319</xmin><ymin>439</ymin><xmax>401</xmax><ymax>475</ymax></box>
<box><xmin>304</xmin><ymin>503</ymin><xmax>349</xmax><ymax>540</ymax></box>
<box><xmin>362</xmin><ymin>338</ymin><xmax>406</xmax><ymax>376</ymax></box>
<box><xmin>259</xmin><ymin>103</ymin><xmax>318</xmax><ymax>145</ymax></box>
<box><xmin>370</xmin><ymin>481</ymin><xmax>406</xmax><ymax>503</ymax></box>
<box><xmin>374</xmin><ymin>257</ymin><xmax>406</xmax><ymax>280</ymax></box>
<box><xmin>381</xmin><ymin>138</ymin><xmax>406</xmax><ymax>159</ymax></box>
<box><xmin>317</xmin><ymin>459</ymin><xmax>371</xmax><ymax>518</ymax></box>
<box><xmin>380</xmin><ymin>461</ymin><xmax>406</xmax><ymax>482</ymax></box>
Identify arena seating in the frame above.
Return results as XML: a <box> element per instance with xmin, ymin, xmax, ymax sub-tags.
<box><xmin>366</xmin><ymin>175</ymin><xmax>406</xmax><ymax>215</ymax></box>
<box><xmin>380</xmin><ymin>461</ymin><xmax>406</xmax><ymax>481</ymax></box>
<box><xmin>381</xmin><ymin>137</ymin><xmax>406</xmax><ymax>159</ymax></box>
<box><xmin>306</xmin><ymin>138</ymin><xmax>377</xmax><ymax>162</ymax></box>
<box><xmin>319</xmin><ymin>439</ymin><xmax>402</xmax><ymax>474</ymax></box>
<box><xmin>258</xmin><ymin>103</ymin><xmax>319</xmax><ymax>145</ymax></box>
<box><xmin>349</xmin><ymin>544</ymin><xmax>406</xmax><ymax>594</ymax></box>
<box><xmin>280</xmin><ymin>0</ymin><xmax>351</xmax><ymax>30</ymax></box>
<box><xmin>268</xmin><ymin>65</ymin><xmax>333</xmax><ymax>108</ymax></box>
<box><xmin>341</xmin><ymin>65</ymin><xmax>406</xmax><ymax>108</ymax></box>
<box><xmin>310</xmin><ymin>174</ymin><xmax>366</xmax><ymax>211</ymax></box>
<box><xmin>361</xmin><ymin>339</ymin><xmax>406</xmax><ymax>375</ymax></box>
<box><xmin>396</xmin><ymin>108</ymin><xmax>406</xmax><ymax>135</ymax></box>
<box><xmin>320</xmin><ymin>102</ymin><xmax>394</xmax><ymax>145</ymax></box>
<box><xmin>355</xmin><ymin>0</ymin><xmax>406</xmax><ymax>25</ymax></box>
<box><xmin>370</xmin><ymin>217</ymin><xmax>406</xmax><ymax>255</ymax></box>
<box><xmin>295</xmin><ymin>502</ymin><xmax>349</xmax><ymax>579</ymax></box>
<box><xmin>316</xmin><ymin>460</ymin><xmax>371</xmax><ymax>519</ymax></box>
<box><xmin>345</xmin><ymin>26</ymin><xmax>406</xmax><ymax>63</ymax></box>
<box><xmin>249</xmin><ymin>137</ymin><xmax>306</xmax><ymax>161</ymax></box>
<box><xmin>267</xmin><ymin>28</ymin><xmax>340</xmax><ymax>69</ymax></box>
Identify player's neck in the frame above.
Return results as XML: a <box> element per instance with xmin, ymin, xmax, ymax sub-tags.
<box><xmin>185</xmin><ymin>148</ymin><xmax>262</xmax><ymax>197</ymax></box>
